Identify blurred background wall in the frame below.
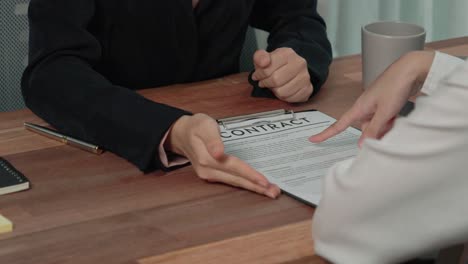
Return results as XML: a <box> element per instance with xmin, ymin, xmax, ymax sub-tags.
<box><xmin>256</xmin><ymin>0</ymin><xmax>468</xmax><ymax>57</ymax></box>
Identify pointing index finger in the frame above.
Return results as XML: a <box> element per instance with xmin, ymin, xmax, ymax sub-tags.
<box><xmin>309</xmin><ymin>108</ymin><xmax>357</xmax><ymax>143</ymax></box>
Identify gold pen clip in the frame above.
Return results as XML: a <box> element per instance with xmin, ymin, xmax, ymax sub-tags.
<box><xmin>217</xmin><ymin>109</ymin><xmax>296</xmax><ymax>130</ymax></box>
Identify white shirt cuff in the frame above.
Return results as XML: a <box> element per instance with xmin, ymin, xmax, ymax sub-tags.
<box><xmin>158</xmin><ymin>128</ymin><xmax>189</xmax><ymax>168</ymax></box>
<box><xmin>420</xmin><ymin>51</ymin><xmax>464</xmax><ymax>95</ymax></box>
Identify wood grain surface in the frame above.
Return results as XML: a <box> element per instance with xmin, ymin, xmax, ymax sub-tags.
<box><xmin>0</xmin><ymin>37</ymin><xmax>467</xmax><ymax>264</ymax></box>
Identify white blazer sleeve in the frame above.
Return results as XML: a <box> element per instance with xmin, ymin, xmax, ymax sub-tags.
<box><xmin>421</xmin><ymin>52</ymin><xmax>464</xmax><ymax>95</ymax></box>
<box><xmin>312</xmin><ymin>60</ymin><xmax>468</xmax><ymax>264</ymax></box>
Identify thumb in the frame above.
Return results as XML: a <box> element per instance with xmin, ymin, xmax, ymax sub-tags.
<box><xmin>199</xmin><ymin>119</ymin><xmax>226</xmax><ymax>160</ymax></box>
<box><xmin>309</xmin><ymin>107</ymin><xmax>358</xmax><ymax>143</ymax></box>
<box><xmin>206</xmin><ymin>139</ymin><xmax>225</xmax><ymax>160</ymax></box>
<box><xmin>253</xmin><ymin>49</ymin><xmax>271</xmax><ymax>69</ymax></box>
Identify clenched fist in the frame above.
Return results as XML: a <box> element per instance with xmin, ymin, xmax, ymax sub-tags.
<box><xmin>252</xmin><ymin>48</ymin><xmax>313</xmax><ymax>103</ymax></box>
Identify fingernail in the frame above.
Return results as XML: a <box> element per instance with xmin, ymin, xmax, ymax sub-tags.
<box><xmin>267</xmin><ymin>190</ymin><xmax>278</xmax><ymax>199</ymax></box>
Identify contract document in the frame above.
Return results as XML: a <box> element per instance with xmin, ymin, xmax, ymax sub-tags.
<box><xmin>219</xmin><ymin>110</ymin><xmax>361</xmax><ymax>206</ymax></box>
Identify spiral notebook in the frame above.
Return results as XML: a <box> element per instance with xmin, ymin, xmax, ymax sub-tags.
<box><xmin>0</xmin><ymin>158</ymin><xmax>30</xmax><ymax>196</ymax></box>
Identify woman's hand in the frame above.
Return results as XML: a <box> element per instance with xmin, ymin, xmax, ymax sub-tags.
<box><xmin>310</xmin><ymin>51</ymin><xmax>435</xmax><ymax>145</ymax></box>
<box><xmin>167</xmin><ymin>113</ymin><xmax>281</xmax><ymax>199</ymax></box>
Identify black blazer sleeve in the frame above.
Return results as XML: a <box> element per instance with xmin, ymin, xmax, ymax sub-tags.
<box><xmin>249</xmin><ymin>0</ymin><xmax>332</xmax><ymax>98</ymax></box>
<box><xmin>21</xmin><ymin>0</ymin><xmax>188</xmax><ymax>172</ymax></box>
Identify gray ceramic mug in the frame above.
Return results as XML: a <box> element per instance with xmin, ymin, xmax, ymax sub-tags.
<box><xmin>362</xmin><ymin>21</ymin><xmax>426</xmax><ymax>89</ymax></box>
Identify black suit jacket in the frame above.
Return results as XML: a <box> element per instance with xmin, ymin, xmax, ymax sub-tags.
<box><xmin>22</xmin><ymin>0</ymin><xmax>332</xmax><ymax>172</ymax></box>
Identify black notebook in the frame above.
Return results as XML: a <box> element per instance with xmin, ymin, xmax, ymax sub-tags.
<box><xmin>0</xmin><ymin>158</ymin><xmax>30</xmax><ymax>195</ymax></box>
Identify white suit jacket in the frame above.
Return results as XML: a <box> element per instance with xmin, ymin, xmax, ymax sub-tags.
<box><xmin>312</xmin><ymin>52</ymin><xmax>468</xmax><ymax>264</ymax></box>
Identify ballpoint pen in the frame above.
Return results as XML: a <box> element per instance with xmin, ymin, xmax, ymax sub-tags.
<box><xmin>24</xmin><ymin>122</ymin><xmax>103</xmax><ymax>154</ymax></box>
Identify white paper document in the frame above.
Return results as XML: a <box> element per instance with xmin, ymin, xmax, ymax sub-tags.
<box><xmin>220</xmin><ymin>110</ymin><xmax>361</xmax><ymax>206</ymax></box>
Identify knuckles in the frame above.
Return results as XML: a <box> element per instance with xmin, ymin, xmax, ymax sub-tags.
<box><xmin>277</xmin><ymin>47</ymin><xmax>294</xmax><ymax>56</ymax></box>
<box><xmin>276</xmin><ymin>92</ymin><xmax>289</xmax><ymax>101</ymax></box>
<box><xmin>190</xmin><ymin>113</ymin><xmax>217</xmax><ymax>132</ymax></box>
<box><xmin>195</xmin><ymin>167</ymin><xmax>214</xmax><ymax>182</ymax></box>
<box><xmin>298</xmin><ymin>57</ymin><xmax>307</xmax><ymax>68</ymax></box>
<box><xmin>196</xmin><ymin>155</ymin><xmax>211</xmax><ymax>167</ymax></box>
<box><xmin>270</xmin><ymin>72</ymin><xmax>282</xmax><ymax>87</ymax></box>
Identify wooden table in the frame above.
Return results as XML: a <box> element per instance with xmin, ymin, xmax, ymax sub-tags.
<box><xmin>1</xmin><ymin>37</ymin><xmax>467</xmax><ymax>264</ymax></box>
